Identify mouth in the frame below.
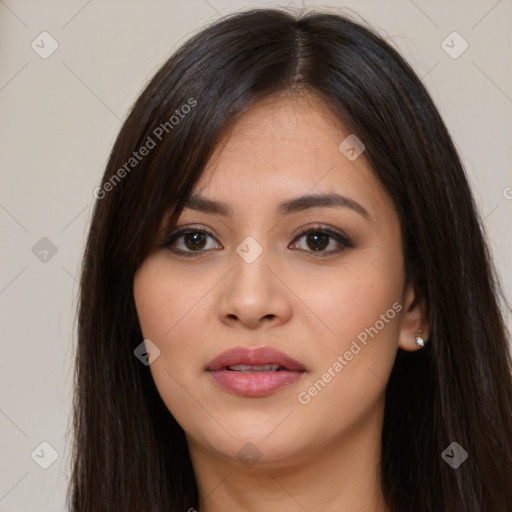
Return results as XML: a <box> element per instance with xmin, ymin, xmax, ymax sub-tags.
<box><xmin>224</xmin><ymin>364</ymin><xmax>284</xmax><ymax>372</ymax></box>
<box><xmin>206</xmin><ymin>346</ymin><xmax>306</xmax><ymax>397</ymax></box>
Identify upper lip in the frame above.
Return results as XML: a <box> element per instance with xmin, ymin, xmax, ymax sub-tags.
<box><xmin>206</xmin><ymin>346</ymin><xmax>306</xmax><ymax>371</ymax></box>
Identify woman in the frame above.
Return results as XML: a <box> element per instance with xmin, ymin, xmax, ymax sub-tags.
<box><xmin>68</xmin><ymin>8</ymin><xmax>512</xmax><ymax>511</ymax></box>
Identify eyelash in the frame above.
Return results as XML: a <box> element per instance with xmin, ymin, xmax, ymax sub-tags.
<box><xmin>160</xmin><ymin>223</ymin><xmax>353</xmax><ymax>258</ymax></box>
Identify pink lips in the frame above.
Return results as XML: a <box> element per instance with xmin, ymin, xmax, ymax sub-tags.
<box><xmin>206</xmin><ymin>346</ymin><xmax>306</xmax><ymax>397</ymax></box>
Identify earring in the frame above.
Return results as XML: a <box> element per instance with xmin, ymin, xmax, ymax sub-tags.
<box><xmin>414</xmin><ymin>330</ymin><xmax>425</xmax><ymax>349</ymax></box>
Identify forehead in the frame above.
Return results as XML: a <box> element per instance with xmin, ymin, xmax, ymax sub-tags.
<box><xmin>205</xmin><ymin>91</ymin><xmax>350</xmax><ymax>170</ymax></box>
<box><xmin>191</xmin><ymin>92</ymin><xmax>389</xmax><ymax>222</ymax></box>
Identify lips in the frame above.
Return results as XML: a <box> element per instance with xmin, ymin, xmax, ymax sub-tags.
<box><xmin>207</xmin><ymin>346</ymin><xmax>306</xmax><ymax>372</ymax></box>
<box><xmin>206</xmin><ymin>346</ymin><xmax>306</xmax><ymax>397</ymax></box>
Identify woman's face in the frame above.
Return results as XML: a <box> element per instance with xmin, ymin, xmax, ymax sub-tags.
<box><xmin>134</xmin><ymin>91</ymin><xmax>422</xmax><ymax>468</ymax></box>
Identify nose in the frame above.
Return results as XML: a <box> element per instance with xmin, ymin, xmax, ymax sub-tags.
<box><xmin>217</xmin><ymin>251</ymin><xmax>292</xmax><ymax>330</ymax></box>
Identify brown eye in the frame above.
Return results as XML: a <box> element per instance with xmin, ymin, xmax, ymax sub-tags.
<box><xmin>304</xmin><ymin>232</ymin><xmax>329</xmax><ymax>251</ymax></box>
<box><xmin>183</xmin><ymin>232</ymin><xmax>208</xmax><ymax>251</ymax></box>
<box><xmin>161</xmin><ymin>227</ymin><xmax>222</xmax><ymax>257</ymax></box>
<box><xmin>290</xmin><ymin>225</ymin><xmax>353</xmax><ymax>256</ymax></box>
<box><xmin>161</xmin><ymin>224</ymin><xmax>353</xmax><ymax>258</ymax></box>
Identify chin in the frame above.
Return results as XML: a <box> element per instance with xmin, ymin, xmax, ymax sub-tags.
<box><xmin>192</xmin><ymin>416</ymin><xmax>315</xmax><ymax>468</ymax></box>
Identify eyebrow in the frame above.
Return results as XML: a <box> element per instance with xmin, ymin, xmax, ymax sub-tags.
<box><xmin>182</xmin><ymin>192</ymin><xmax>369</xmax><ymax>219</ymax></box>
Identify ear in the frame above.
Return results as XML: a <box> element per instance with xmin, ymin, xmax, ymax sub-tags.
<box><xmin>398</xmin><ymin>281</ymin><xmax>431</xmax><ymax>351</ymax></box>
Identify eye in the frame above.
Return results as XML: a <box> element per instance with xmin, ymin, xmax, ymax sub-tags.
<box><xmin>289</xmin><ymin>224</ymin><xmax>353</xmax><ymax>257</ymax></box>
<box><xmin>160</xmin><ymin>225</ymin><xmax>222</xmax><ymax>257</ymax></box>
<box><xmin>160</xmin><ymin>223</ymin><xmax>353</xmax><ymax>258</ymax></box>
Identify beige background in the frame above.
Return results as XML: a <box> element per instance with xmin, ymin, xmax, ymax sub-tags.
<box><xmin>1</xmin><ymin>0</ymin><xmax>511</xmax><ymax>510</ymax></box>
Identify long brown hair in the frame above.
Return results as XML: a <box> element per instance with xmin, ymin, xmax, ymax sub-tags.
<box><xmin>68</xmin><ymin>8</ymin><xmax>512</xmax><ymax>511</ymax></box>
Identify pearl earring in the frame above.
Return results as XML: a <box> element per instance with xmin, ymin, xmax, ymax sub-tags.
<box><xmin>414</xmin><ymin>330</ymin><xmax>425</xmax><ymax>349</ymax></box>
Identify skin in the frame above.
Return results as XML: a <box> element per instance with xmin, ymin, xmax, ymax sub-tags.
<box><xmin>133</xmin><ymin>90</ymin><xmax>430</xmax><ymax>512</ymax></box>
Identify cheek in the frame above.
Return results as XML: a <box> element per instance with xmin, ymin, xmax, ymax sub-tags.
<box><xmin>133</xmin><ymin>258</ymin><xmax>214</xmax><ymax>432</ymax></box>
<box><xmin>298</xmin><ymin>249</ymin><xmax>404</xmax><ymax>349</ymax></box>
<box><xmin>133</xmin><ymin>255</ymin><xmax>207</xmax><ymax>343</ymax></box>
<box><xmin>133</xmin><ymin>258</ymin><xmax>199</xmax><ymax>396</ymax></box>
<box><xmin>294</xmin><ymin>254</ymin><xmax>404</xmax><ymax>427</ymax></box>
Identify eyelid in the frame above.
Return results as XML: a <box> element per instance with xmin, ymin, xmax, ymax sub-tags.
<box><xmin>292</xmin><ymin>222</ymin><xmax>350</xmax><ymax>241</ymax></box>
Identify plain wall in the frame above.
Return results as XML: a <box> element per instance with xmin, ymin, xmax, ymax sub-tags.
<box><xmin>0</xmin><ymin>1</ymin><xmax>510</xmax><ymax>510</ymax></box>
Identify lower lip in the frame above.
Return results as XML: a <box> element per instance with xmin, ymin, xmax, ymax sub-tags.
<box><xmin>208</xmin><ymin>369</ymin><xmax>304</xmax><ymax>397</ymax></box>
